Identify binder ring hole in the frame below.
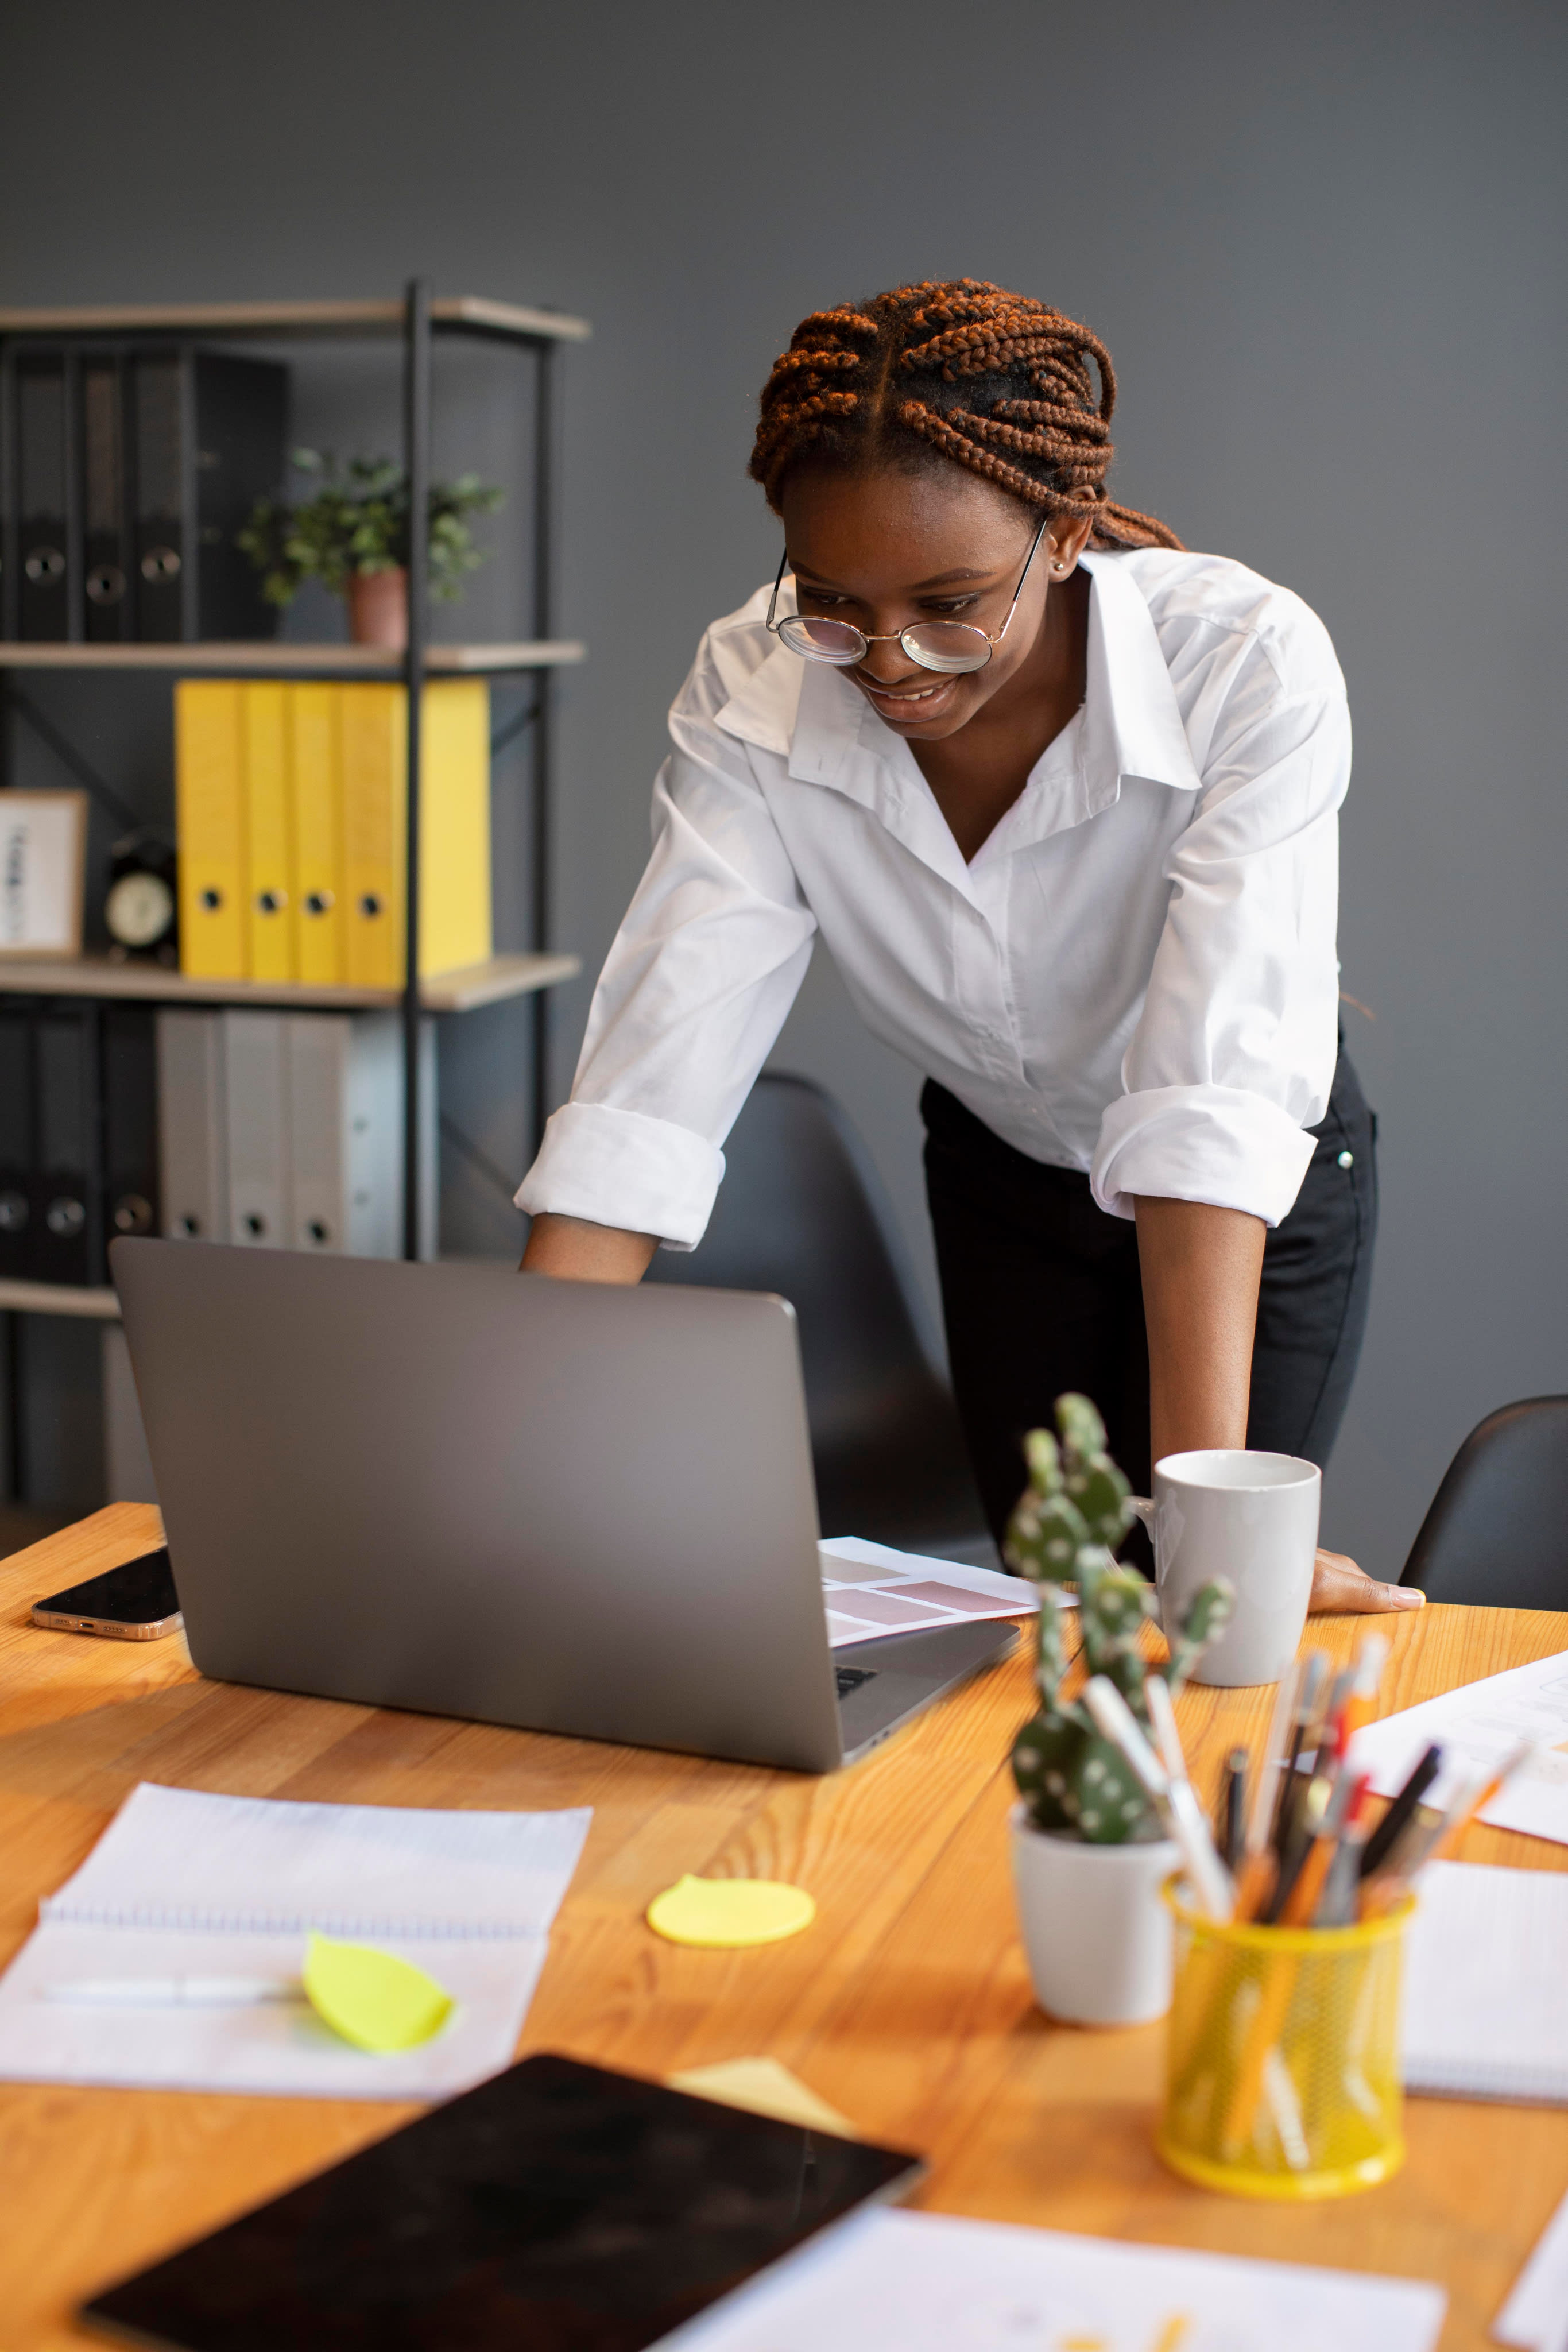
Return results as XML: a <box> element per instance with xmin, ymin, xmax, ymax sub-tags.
<box><xmin>255</xmin><ymin>890</ymin><xmax>287</xmax><ymax>914</ymax></box>
<box><xmin>305</xmin><ymin>891</ymin><xmax>335</xmax><ymax>916</ymax></box>
<box><xmin>0</xmin><ymin>1192</ymin><xmax>28</xmax><ymax>1233</ymax></box>
<box><xmin>359</xmin><ymin>892</ymin><xmax>385</xmax><ymax>919</ymax></box>
<box><xmin>178</xmin><ymin>1216</ymin><xmax>202</xmax><ymax>1237</ymax></box>
<box><xmin>307</xmin><ymin>1220</ymin><xmax>331</xmax><ymax>1245</ymax></box>
<box><xmin>243</xmin><ymin>1214</ymin><xmax>265</xmax><ymax>1238</ymax></box>
<box><xmin>141</xmin><ymin>546</ymin><xmax>182</xmax><ymax>582</ymax></box>
<box><xmin>86</xmin><ymin>564</ymin><xmax>127</xmax><ymax>606</ymax></box>
<box><xmin>113</xmin><ymin>1196</ymin><xmax>154</xmax><ymax>1235</ymax></box>
<box><xmin>46</xmin><ymin>1198</ymin><xmax>86</xmax><ymax>1236</ymax></box>
<box><xmin>24</xmin><ymin>547</ymin><xmax>65</xmax><ymax>584</ymax></box>
<box><xmin>199</xmin><ymin>889</ymin><xmax>223</xmax><ymax>911</ymax></box>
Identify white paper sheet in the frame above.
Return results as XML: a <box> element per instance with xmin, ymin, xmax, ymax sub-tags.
<box><xmin>0</xmin><ymin>1783</ymin><xmax>591</xmax><ymax>2099</ymax></box>
<box><xmin>660</xmin><ymin>2208</ymin><xmax>1447</xmax><ymax>2352</ymax></box>
<box><xmin>1495</xmin><ymin>2181</ymin><xmax>1568</xmax><ymax>2352</ymax></box>
<box><xmin>1402</xmin><ymin>1862</ymin><xmax>1568</xmax><ymax>2102</ymax></box>
<box><xmin>820</xmin><ymin>1537</ymin><xmax>1043</xmax><ymax>1649</ymax></box>
<box><xmin>1352</xmin><ymin>1647</ymin><xmax>1568</xmax><ymax>1846</ymax></box>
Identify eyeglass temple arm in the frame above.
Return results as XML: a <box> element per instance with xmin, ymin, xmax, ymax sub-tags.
<box><xmin>765</xmin><ymin>546</ymin><xmax>791</xmax><ymax>634</ymax></box>
<box><xmin>992</xmin><ymin>509</ymin><xmax>1055</xmax><ymax>647</ymax></box>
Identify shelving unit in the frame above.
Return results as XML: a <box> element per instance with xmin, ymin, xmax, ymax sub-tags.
<box><xmin>0</xmin><ymin>283</ymin><xmax>587</xmax><ymax>1499</ymax></box>
<box><xmin>0</xmin><ymin>949</ymin><xmax>580</xmax><ymax>1013</ymax></box>
<box><xmin>0</xmin><ymin>640</ymin><xmax>584</xmax><ymax>674</ymax></box>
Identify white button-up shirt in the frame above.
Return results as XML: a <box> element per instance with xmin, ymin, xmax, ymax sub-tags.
<box><xmin>519</xmin><ymin>546</ymin><xmax>1349</xmax><ymax>1249</ymax></box>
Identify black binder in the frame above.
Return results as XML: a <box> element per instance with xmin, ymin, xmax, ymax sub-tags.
<box><xmin>0</xmin><ymin>1000</ymin><xmax>36</xmax><ymax>1281</ymax></box>
<box><xmin>15</xmin><ymin>353</ymin><xmax>73</xmax><ymax>641</ymax></box>
<box><xmin>132</xmin><ymin>347</ymin><xmax>288</xmax><ymax>641</ymax></box>
<box><xmin>81</xmin><ymin>352</ymin><xmax>134</xmax><ymax>643</ymax></box>
<box><xmin>102</xmin><ymin>1003</ymin><xmax>160</xmax><ymax>1247</ymax></box>
<box><xmin>32</xmin><ymin>1000</ymin><xmax>104</xmax><ymax>1286</ymax></box>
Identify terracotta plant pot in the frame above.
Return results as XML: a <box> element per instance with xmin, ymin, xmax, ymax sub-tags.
<box><xmin>346</xmin><ymin>567</ymin><xmax>409</xmax><ymax>649</ymax></box>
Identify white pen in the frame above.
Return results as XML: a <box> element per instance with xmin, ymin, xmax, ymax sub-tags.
<box><xmin>44</xmin><ymin>1976</ymin><xmax>302</xmax><ymax>2007</ymax></box>
<box><xmin>1083</xmin><ymin>1675</ymin><xmax>1236</xmax><ymax>1921</ymax></box>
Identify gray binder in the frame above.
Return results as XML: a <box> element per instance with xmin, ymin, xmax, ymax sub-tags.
<box><xmin>287</xmin><ymin>1012</ymin><xmax>437</xmax><ymax>1260</ymax></box>
<box><xmin>222</xmin><ymin>1010</ymin><xmax>290</xmax><ymax>1248</ymax></box>
<box><xmin>155</xmin><ymin>1009</ymin><xmax>228</xmax><ymax>1243</ymax></box>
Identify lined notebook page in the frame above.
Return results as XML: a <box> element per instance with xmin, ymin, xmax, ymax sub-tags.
<box><xmin>0</xmin><ymin>1783</ymin><xmax>591</xmax><ymax>2100</ymax></box>
<box><xmin>42</xmin><ymin>1782</ymin><xmax>592</xmax><ymax>1938</ymax></box>
<box><xmin>1403</xmin><ymin>1860</ymin><xmax>1568</xmax><ymax>2103</ymax></box>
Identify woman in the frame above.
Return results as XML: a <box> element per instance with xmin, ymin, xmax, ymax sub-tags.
<box><xmin>519</xmin><ymin>279</ymin><xmax>1419</xmax><ymax>1615</ymax></box>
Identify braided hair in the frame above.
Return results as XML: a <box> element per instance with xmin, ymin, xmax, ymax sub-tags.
<box><xmin>749</xmin><ymin>278</ymin><xmax>1181</xmax><ymax>552</ymax></box>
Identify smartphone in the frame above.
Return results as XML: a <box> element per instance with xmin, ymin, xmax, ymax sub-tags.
<box><xmin>32</xmin><ymin>1546</ymin><xmax>183</xmax><ymax>1641</ymax></box>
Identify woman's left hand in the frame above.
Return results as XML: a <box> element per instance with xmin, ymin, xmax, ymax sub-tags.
<box><xmin>1310</xmin><ymin>1545</ymin><xmax>1425</xmax><ymax>1614</ymax></box>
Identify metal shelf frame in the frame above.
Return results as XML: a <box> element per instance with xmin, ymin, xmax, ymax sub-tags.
<box><xmin>0</xmin><ymin>283</ymin><xmax>584</xmax><ymax>1497</ymax></box>
<box><xmin>0</xmin><ymin>278</ymin><xmax>581</xmax><ymax>1251</ymax></box>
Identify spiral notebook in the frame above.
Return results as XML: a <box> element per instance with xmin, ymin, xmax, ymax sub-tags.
<box><xmin>0</xmin><ymin>1782</ymin><xmax>591</xmax><ymax>2100</ymax></box>
<box><xmin>1401</xmin><ymin>1860</ymin><xmax>1568</xmax><ymax>2103</ymax></box>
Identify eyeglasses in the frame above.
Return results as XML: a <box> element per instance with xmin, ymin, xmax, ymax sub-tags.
<box><xmin>766</xmin><ymin>508</ymin><xmax>1052</xmax><ymax>676</ymax></box>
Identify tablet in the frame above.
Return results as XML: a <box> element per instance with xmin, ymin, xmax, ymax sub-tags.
<box><xmin>82</xmin><ymin>2052</ymin><xmax>924</xmax><ymax>2351</ymax></box>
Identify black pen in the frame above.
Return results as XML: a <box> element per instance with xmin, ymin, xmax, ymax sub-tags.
<box><xmin>1358</xmin><ymin>1743</ymin><xmax>1443</xmax><ymax>1880</ymax></box>
<box><xmin>1273</xmin><ymin>1653</ymin><xmax>1329</xmax><ymax>1859</ymax></box>
<box><xmin>1218</xmin><ymin>1748</ymin><xmax>1248</xmax><ymax>1871</ymax></box>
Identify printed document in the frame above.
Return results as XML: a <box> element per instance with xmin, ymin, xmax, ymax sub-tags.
<box><xmin>820</xmin><ymin>1537</ymin><xmax>1041</xmax><ymax>1648</ymax></box>
<box><xmin>1352</xmin><ymin>1647</ymin><xmax>1568</xmax><ymax>1845</ymax></box>
<box><xmin>664</xmin><ymin>2208</ymin><xmax>1445</xmax><ymax>2352</ymax></box>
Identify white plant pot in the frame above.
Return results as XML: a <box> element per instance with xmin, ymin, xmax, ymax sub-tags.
<box><xmin>1009</xmin><ymin>1803</ymin><xmax>1179</xmax><ymax>2027</ymax></box>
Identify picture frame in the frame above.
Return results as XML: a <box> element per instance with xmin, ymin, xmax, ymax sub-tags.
<box><xmin>0</xmin><ymin>789</ymin><xmax>87</xmax><ymax>960</ymax></box>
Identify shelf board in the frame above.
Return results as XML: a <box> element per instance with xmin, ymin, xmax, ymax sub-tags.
<box><xmin>0</xmin><ymin>1279</ymin><xmax>119</xmax><ymax>1321</ymax></box>
<box><xmin>0</xmin><ymin>951</ymin><xmax>581</xmax><ymax>1013</ymax></box>
<box><xmin>0</xmin><ymin>296</ymin><xmax>591</xmax><ymax>345</ymax></box>
<box><xmin>0</xmin><ymin>639</ymin><xmax>585</xmax><ymax>676</ymax></box>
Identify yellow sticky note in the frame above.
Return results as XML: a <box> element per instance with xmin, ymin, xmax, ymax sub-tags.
<box><xmin>302</xmin><ymin>1933</ymin><xmax>455</xmax><ymax>2052</ymax></box>
<box><xmin>668</xmin><ymin>2056</ymin><xmax>855</xmax><ymax>2136</ymax></box>
<box><xmin>646</xmin><ymin>1876</ymin><xmax>816</xmax><ymax>1948</ymax></box>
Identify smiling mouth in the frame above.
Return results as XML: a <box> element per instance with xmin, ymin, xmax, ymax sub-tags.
<box><xmin>858</xmin><ymin>676</ymin><xmax>958</xmax><ymax>717</ymax></box>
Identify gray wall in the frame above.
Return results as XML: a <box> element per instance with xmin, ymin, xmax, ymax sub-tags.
<box><xmin>3</xmin><ymin>0</ymin><xmax>1563</xmax><ymax>1565</ymax></box>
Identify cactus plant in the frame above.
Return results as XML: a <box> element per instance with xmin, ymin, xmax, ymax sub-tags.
<box><xmin>1006</xmin><ymin>1395</ymin><xmax>1233</xmax><ymax>1845</ymax></box>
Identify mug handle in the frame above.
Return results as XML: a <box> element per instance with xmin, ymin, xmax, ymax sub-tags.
<box><xmin>1127</xmin><ymin>1496</ymin><xmax>1155</xmax><ymax>1530</ymax></box>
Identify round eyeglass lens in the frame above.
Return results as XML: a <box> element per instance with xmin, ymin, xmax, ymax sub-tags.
<box><xmin>901</xmin><ymin>622</ymin><xmax>993</xmax><ymax>674</ymax></box>
<box><xmin>777</xmin><ymin>614</ymin><xmax>865</xmax><ymax>663</ymax></box>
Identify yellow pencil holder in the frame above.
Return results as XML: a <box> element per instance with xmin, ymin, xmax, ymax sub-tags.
<box><xmin>1156</xmin><ymin>1881</ymin><xmax>1414</xmax><ymax>2200</ymax></box>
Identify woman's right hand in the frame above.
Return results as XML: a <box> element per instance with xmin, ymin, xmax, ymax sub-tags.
<box><xmin>520</xmin><ymin>1213</ymin><xmax>657</xmax><ymax>1283</ymax></box>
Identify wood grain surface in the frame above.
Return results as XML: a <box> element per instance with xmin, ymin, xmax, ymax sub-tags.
<box><xmin>1</xmin><ymin>1503</ymin><xmax>1564</xmax><ymax>2349</ymax></box>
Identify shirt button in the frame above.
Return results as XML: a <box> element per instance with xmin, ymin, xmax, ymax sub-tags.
<box><xmin>1337</xmin><ymin>1150</ymin><xmax>1354</xmax><ymax>1169</ymax></box>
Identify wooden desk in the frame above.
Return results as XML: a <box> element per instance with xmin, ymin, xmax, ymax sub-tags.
<box><xmin>2</xmin><ymin>1506</ymin><xmax>1565</xmax><ymax>2350</ymax></box>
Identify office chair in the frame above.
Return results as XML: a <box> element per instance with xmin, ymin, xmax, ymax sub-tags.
<box><xmin>646</xmin><ymin>1072</ymin><xmax>997</xmax><ymax>1566</ymax></box>
<box><xmin>1400</xmin><ymin>1396</ymin><xmax>1568</xmax><ymax>1608</ymax></box>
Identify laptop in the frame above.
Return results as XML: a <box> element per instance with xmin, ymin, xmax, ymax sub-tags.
<box><xmin>111</xmin><ymin>1239</ymin><xmax>1018</xmax><ymax>1773</ymax></box>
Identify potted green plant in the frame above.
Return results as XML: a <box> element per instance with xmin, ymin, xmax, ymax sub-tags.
<box><xmin>1004</xmin><ymin>1394</ymin><xmax>1232</xmax><ymax>2026</ymax></box>
<box><xmin>237</xmin><ymin>451</ymin><xmax>504</xmax><ymax>648</ymax></box>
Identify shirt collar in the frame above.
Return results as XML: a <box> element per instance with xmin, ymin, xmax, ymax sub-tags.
<box><xmin>713</xmin><ymin>550</ymin><xmax>1199</xmax><ymax>881</ymax></box>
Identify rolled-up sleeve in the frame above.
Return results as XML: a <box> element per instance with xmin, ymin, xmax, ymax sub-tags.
<box><xmin>1091</xmin><ymin>656</ymin><xmax>1349</xmax><ymax>1227</ymax></box>
<box><xmin>517</xmin><ymin>646</ymin><xmax>816</xmax><ymax>1249</ymax></box>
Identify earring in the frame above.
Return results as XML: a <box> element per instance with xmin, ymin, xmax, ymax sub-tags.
<box><xmin>1051</xmin><ymin>560</ymin><xmax>1068</xmax><ymax>573</ymax></box>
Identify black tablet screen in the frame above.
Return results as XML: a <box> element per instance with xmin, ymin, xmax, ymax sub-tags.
<box><xmin>83</xmin><ymin>2052</ymin><xmax>922</xmax><ymax>2351</ymax></box>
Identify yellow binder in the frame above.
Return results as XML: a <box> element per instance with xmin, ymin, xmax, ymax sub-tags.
<box><xmin>339</xmin><ymin>684</ymin><xmax>404</xmax><ymax>989</ymax></box>
<box><xmin>288</xmin><ymin>684</ymin><xmax>343</xmax><ymax>987</ymax></box>
<box><xmin>175</xmin><ymin>681</ymin><xmax>246</xmax><ymax>978</ymax></box>
<box><xmin>338</xmin><ymin>680</ymin><xmax>491</xmax><ymax>988</ymax></box>
<box><xmin>242</xmin><ymin>682</ymin><xmax>294</xmax><ymax>982</ymax></box>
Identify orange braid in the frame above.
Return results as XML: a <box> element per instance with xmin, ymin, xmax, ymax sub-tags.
<box><xmin>748</xmin><ymin>278</ymin><xmax>1182</xmax><ymax>552</ymax></box>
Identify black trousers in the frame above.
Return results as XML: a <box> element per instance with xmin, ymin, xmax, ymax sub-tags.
<box><xmin>922</xmin><ymin>1052</ymin><xmax>1378</xmax><ymax>1547</ymax></box>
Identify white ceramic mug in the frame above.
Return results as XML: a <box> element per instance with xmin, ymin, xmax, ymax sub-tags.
<box><xmin>1128</xmin><ymin>1449</ymin><xmax>1321</xmax><ymax>1688</ymax></box>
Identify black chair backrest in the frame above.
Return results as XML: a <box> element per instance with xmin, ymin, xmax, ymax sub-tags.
<box><xmin>1401</xmin><ymin>1396</ymin><xmax>1568</xmax><ymax>1608</ymax></box>
<box><xmin>645</xmin><ymin>1073</ymin><xmax>989</xmax><ymax>1553</ymax></box>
